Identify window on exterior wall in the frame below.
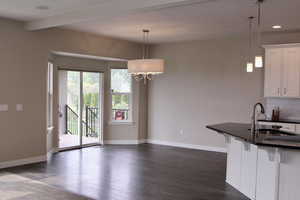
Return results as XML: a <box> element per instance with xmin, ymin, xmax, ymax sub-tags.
<box><xmin>47</xmin><ymin>62</ymin><xmax>54</xmax><ymax>127</ymax></box>
<box><xmin>110</xmin><ymin>68</ymin><xmax>132</xmax><ymax>123</ymax></box>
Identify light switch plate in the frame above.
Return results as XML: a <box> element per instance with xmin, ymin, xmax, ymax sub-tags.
<box><xmin>0</xmin><ymin>104</ymin><xmax>8</xmax><ymax>112</ymax></box>
<box><xmin>16</xmin><ymin>104</ymin><xmax>23</xmax><ymax>111</ymax></box>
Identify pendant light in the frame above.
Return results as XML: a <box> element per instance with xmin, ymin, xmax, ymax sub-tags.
<box><xmin>128</xmin><ymin>30</ymin><xmax>164</xmax><ymax>84</ymax></box>
<box><xmin>255</xmin><ymin>0</ymin><xmax>264</xmax><ymax>68</ymax></box>
<box><xmin>247</xmin><ymin>16</ymin><xmax>254</xmax><ymax>73</ymax></box>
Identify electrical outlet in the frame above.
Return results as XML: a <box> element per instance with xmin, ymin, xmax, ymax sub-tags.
<box><xmin>16</xmin><ymin>104</ymin><xmax>23</xmax><ymax>111</ymax></box>
<box><xmin>0</xmin><ymin>104</ymin><xmax>8</xmax><ymax>112</ymax></box>
<box><xmin>179</xmin><ymin>129</ymin><xmax>184</xmax><ymax>135</ymax></box>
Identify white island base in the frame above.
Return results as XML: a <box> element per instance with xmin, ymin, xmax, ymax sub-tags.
<box><xmin>225</xmin><ymin>135</ymin><xmax>300</xmax><ymax>200</ymax></box>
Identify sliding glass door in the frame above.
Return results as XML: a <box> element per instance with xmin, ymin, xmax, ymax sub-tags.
<box><xmin>82</xmin><ymin>72</ymin><xmax>101</xmax><ymax>145</ymax></box>
<box><xmin>58</xmin><ymin>70</ymin><xmax>103</xmax><ymax>150</ymax></box>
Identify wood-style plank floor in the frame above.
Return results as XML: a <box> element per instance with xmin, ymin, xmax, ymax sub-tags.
<box><xmin>4</xmin><ymin>144</ymin><xmax>249</xmax><ymax>200</ymax></box>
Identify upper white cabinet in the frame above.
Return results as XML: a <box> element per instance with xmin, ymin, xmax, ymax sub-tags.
<box><xmin>264</xmin><ymin>48</ymin><xmax>283</xmax><ymax>97</ymax></box>
<box><xmin>282</xmin><ymin>48</ymin><xmax>300</xmax><ymax>97</ymax></box>
<box><xmin>264</xmin><ymin>44</ymin><xmax>300</xmax><ymax>98</ymax></box>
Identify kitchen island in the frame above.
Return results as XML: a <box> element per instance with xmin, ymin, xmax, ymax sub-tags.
<box><xmin>207</xmin><ymin>123</ymin><xmax>300</xmax><ymax>200</ymax></box>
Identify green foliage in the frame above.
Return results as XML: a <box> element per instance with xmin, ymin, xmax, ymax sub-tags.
<box><xmin>112</xmin><ymin>94</ymin><xmax>129</xmax><ymax>109</ymax></box>
<box><xmin>67</xmin><ymin>71</ymin><xmax>100</xmax><ymax>112</ymax></box>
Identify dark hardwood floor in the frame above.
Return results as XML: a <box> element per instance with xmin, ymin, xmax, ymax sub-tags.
<box><xmin>3</xmin><ymin>144</ymin><xmax>248</xmax><ymax>200</ymax></box>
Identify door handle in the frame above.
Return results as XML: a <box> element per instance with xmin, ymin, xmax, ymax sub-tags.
<box><xmin>284</xmin><ymin>88</ymin><xmax>287</xmax><ymax>95</ymax></box>
<box><xmin>278</xmin><ymin>88</ymin><xmax>280</xmax><ymax>96</ymax></box>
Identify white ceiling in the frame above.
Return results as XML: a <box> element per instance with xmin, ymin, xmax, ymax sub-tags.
<box><xmin>0</xmin><ymin>0</ymin><xmax>300</xmax><ymax>43</ymax></box>
<box><xmin>0</xmin><ymin>0</ymin><xmax>108</xmax><ymax>21</ymax></box>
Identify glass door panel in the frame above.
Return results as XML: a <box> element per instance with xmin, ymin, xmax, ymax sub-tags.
<box><xmin>82</xmin><ymin>72</ymin><xmax>101</xmax><ymax>145</ymax></box>
<box><xmin>59</xmin><ymin>70</ymin><xmax>81</xmax><ymax>148</ymax></box>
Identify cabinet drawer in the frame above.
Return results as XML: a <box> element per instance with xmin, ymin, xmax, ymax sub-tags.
<box><xmin>276</xmin><ymin>123</ymin><xmax>296</xmax><ymax>133</ymax></box>
<box><xmin>258</xmin><ymin>121</ymin><xmax>274</xmax><ymax>126</ymax></box>
<box><xmin>295</xmin><ymin>125</ymin><xmax>300</xmax><ymax>135</ymax></box>
<box><xmin>258</xmin><ymin>121</ymin><xmax>296</xmax><ymax>133</ymax></box>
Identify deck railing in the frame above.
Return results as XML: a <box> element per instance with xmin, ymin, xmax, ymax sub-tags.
<box><xmin>84</xmin><ymin>106</ymin><xmax>99</xmax><ymax>137</ymax></box>
<box><xmin>66</xmin><ymin>105</ymin><xmax>99</xmax><ymax>138</ymax></box>
<box><xmin>66</xmin><ymin>105</ymin><xmax>79</xmax><ymax>135</ymax></box>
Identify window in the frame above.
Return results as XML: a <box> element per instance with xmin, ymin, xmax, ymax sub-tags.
<box><xmin>110</xmin><ymin>68</ymin><xmax>132</xmax><ymax>122</ymax></box>
<box><xmin>47</xmin><ymin>62</ymin><xmax>54</xmax><ymax>128</ymax></box>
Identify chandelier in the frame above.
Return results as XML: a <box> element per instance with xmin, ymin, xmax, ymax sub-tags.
<box><xmin>128</xmin><ymin>30</ymin><xmax>164</xmax><ymax>83</ymax></box>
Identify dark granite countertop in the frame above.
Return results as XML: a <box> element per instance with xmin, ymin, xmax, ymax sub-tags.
<box><xmin>207</xmin><ymin>123</ymin><xmax>300</xmax><ymax>150</ymax></box>
<box><xmin>258</xmin><ymin>119</ymin><xmax>300</xmax><ymax>124</ymax></box>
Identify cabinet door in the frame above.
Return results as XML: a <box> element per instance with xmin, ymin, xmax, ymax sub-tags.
<box><xmin>276</xmin><ymin>122</ymin><xmax>296</xmax><ymax>133</ymax></box>
<box><xmin>282</xmin><ymin>48</ymin><xmax>300</xmax><ymax>97</ymax></box>
<box><xmin>256</xmin><ymin>148</ymin><xmax>279</xmax><ymax>200</ymax></box>
<box><xmin>240</xmin><ymin>143</ymin><xmax>258</xmax><ymax>200</ymax></box>
<box><xmin>264</xmin><ymin>48</ymin><xmax>283</xmax><ymax>97</ymax></box>
<box><xmin>279</xmin><ymin>149</ymin><xmax>300</xmax><ymax>200</ymax></box>
<box><xmin>226</xmin><ymin>137</ymin><xmax>242</xmax><ymax>190</ymax></box>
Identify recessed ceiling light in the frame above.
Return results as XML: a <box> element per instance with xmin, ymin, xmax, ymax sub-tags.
<box><xmin>272</xmin><ymin>25</ymin><xmax>282</xmax><ymax>29</ymax></box>
<box><xmin>36</xmin><ymin>5</ymin><xmax>49</xmax><ymax>10</ymax></box>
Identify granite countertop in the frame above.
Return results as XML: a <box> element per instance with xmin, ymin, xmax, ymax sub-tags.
<box><xmin>206</xmin><ymin>123</ymin><xmax>300</xmax><ymax>149</ymax></box>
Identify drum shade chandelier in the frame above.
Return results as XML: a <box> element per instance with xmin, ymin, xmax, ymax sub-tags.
<box><xmin>128</xmin><ymin>30</ymin><xmax>164</xmax><ymax>83</ymax></box>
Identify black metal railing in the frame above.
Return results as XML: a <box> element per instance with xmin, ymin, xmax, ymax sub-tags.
<box><xmin>112</xmin><ymin>109</ymin><xmax>129</xmax><ymax>120</ymax></box>
<box><xmin>66</xmin><ymin>105</ymin><xmax>99</xmax><ymax>138</ymax></box>
<box><xmin>84</xmin><ymin>106</ymin><xmax>99</xmax><ymax>137</ymax></box>
<box><xmin>66</xmin><ymin>105</ymin><xmax>79</xmax><ymax>135</ymax></box>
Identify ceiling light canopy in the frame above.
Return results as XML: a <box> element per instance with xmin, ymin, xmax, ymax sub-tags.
<box><xmin>128</xmin><ymin>30</ymin><xmax>164</xmax><ymax>83</ymax></box>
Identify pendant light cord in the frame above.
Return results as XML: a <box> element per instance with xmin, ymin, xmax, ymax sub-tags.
<box><xmin>257</xmin><ymin>0</ymin><xmax>263</xmax><ymax>49</ymax></box>
<box><xmin>248</xmin><ymin>16</ymin><xmax>254</xmax><ymax>62</ymax></box>
<box><xmin>142</xmin><ymin>31</ymin><xmax>146</xmax><ymax>59</ymax></box>
<box><xmin>142</xmin><ymin>29</ymin><xmax>150</xmax><ymax>59</ymax></box>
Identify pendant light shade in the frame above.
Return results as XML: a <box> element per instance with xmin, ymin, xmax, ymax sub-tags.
<box><xmin>247</xmin><ymin>62</ymin><xmax>254</xmax><ymax>72</ymax></box>
<box><xmin>255</xmin><ymin>56</ymin><xmax>263</xmax><ymax>68</ymax></box>
<box><xmin>128</xmin><ymin>30</ymin><xmax>164</xmax><ymax>83</ymax></box>
<box><xmin>128</xmin><ymin>59</ymin><xmax>164</xmax><ymax>75</ymax></box>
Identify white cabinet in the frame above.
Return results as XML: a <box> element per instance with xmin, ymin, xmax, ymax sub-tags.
<box><xmin>225</xmin><ymin>134</ymin><xmax>300</xmax><ymax>200</ymax></box>
<box><xmin>226</xmin><ymin>137</ymin><xmax>258</xmax><ymax>200</ymax></box>
<box><xmin>282</xmin><ymin>48</ymin><xmax>300</xmax><ymax>97</ymax></box>
<box><xmin>264</xmin><ymin>48</ymin><xmax>283</xmax><ymax>97</ymax></box>
<box><xmin>296</xmin><ymin>124</ymin><xmax>300</xmax><ymax>134</ymax></box>
<box><xmin>226</xmin><ymin>137</ymin><xmax>242</xmax><ymax>189</ymax></box>
<box><xmin>258</xmin><ymin>121</ymin><xmax>298</xmax><ymax>134</ymax></box>
<box><xmin>279</xmin><ymin>149</ymin><xmax>300</xmax><ymax>200</ymax></box>
<box><xmin>240</xmin><ymin>143</ymin><xmax>258</xmax><ymax>200</ymax></box>
<box><xmin>264</xmin><ymin>44</ymin><xmax>300</xmax><ymax>98</ymax></box>
<box><xmin>256</xmin><ymin>147</ymin><xmax>280</xmax><ymax>200</ymax></box>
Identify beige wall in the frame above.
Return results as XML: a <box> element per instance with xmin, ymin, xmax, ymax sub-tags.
<box><xmin>0</xmin><ymin>18</ymin><xmax>144</xmax><ymax>163</ymax></box>
<box><xmin>148</xmin><ymin>32</ymin><xmax>300</xmax><ymax>149</ymax></box>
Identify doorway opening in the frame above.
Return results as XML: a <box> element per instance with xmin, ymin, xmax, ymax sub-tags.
<box><xmin>58</xmin><ymin>70</ymin><xmax>103</xmax><ymax>150</ymax></box>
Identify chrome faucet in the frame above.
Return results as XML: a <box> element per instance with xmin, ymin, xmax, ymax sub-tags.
<box><xmin>251</xmin><ymin>102</ymin><xmax>265</xmax><ymax>134</ymax></box>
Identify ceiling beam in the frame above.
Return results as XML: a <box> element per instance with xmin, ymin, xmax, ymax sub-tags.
<box><xmin>26</xmin><ymin>0</ymin><xmax>213</xmax><ymax>30</ymax></box>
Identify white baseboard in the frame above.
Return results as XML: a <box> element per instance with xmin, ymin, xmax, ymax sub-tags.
<box><xmin>146</xmin><ymin>139</ymin><xmax>227</xmax><ymax>153</ymax></box>
<box><xmin>104</xmin><ymin>139</ymin><xmax>147</xmax><ymax>145</ymax></box>
<box><xmin>47</xmin><ymin>148</ymin><xmax>58</xmax><ymax>161</ymax></box>
<box><xmin>0</xmin><ymin>155</ymin><xmax>47</xmax><ymax>169</ymax></box>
